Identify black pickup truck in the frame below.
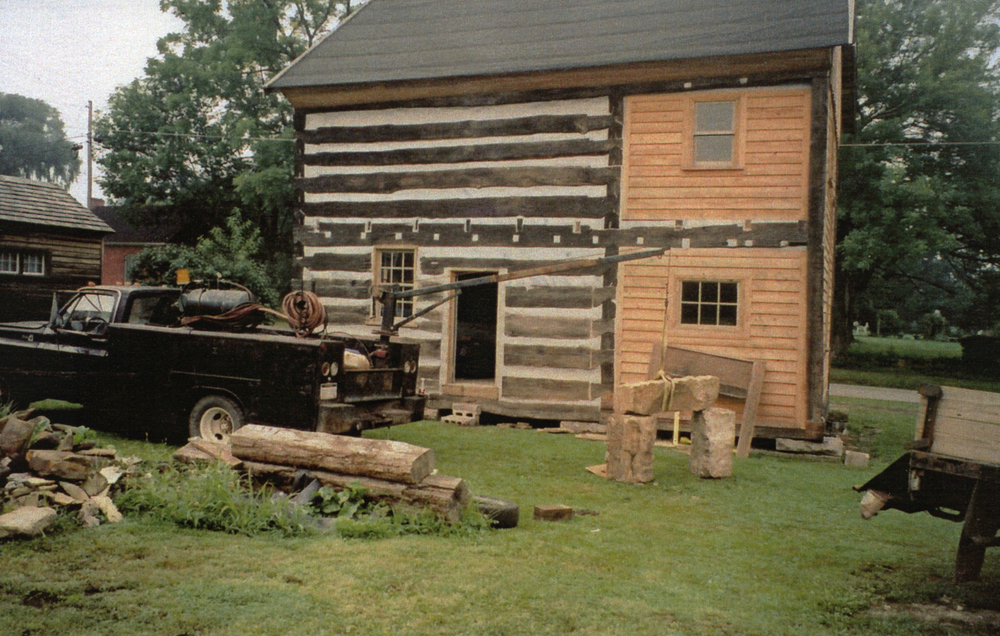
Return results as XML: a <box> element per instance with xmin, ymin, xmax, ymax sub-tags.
<box><xmin>0</xmin><ymin>285</ymin><xmax>424</xmax><ymax>442</ymax></box>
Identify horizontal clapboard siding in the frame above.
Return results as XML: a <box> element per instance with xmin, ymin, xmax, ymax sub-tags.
<box><xmin>296</xmin><ymin>96</ymin><xmax>614</xmax><ymax>418</ymax></box>
<box><xmin>617</xmin><ymin>248</ymin><xmax>809</xmax><ymax>428</ymax></box>
<box><xmin>622</xmin><ymin>86</ymin><xmax>811</xmax><ymax>222</ymax></box>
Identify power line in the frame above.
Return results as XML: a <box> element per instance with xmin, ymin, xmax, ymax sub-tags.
<box><xmin>842</xmin><ymin>141</ymin><xmax>1000</xmax><ymax>147</ymax></box>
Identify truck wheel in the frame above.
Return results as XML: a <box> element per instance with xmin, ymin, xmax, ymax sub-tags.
<box><xmin>189</xmin><ymin>395</ymin><xmax>244</xmax><ymax>444</ymax></box>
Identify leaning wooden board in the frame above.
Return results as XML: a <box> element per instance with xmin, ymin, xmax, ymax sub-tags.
<box><xmin>913</xmin><ymin>385</ymin><xmax>1000</xmax><ymax>466</ymax></box>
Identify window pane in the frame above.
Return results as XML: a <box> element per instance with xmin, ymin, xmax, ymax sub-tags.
<box><xmin>696</xmin><ymin>101</ymin><xmax>734</xmax><ymax>133</ymax></box>
<box><xmin>681</xmin><ymin>281</ymin><xmax>699</xmax><ymax>303</ymax></box>
<box><xmin>0</xmin><ymin>252</ymin><xmax>17</xmax><ymax>273</ymax></box>
<box><xmin>681</xmin><ymin>303</ymin><xmax>699</xmax><ymax>324</ymax></box>
<box><xmin>22</xmin><ymin>253</ymin><xmax>43</xmax><ymax>275</ymax></box>
<box><xmin>700</xmin><ymin>304</ymin><xmax>718</xmax><ymax>325</ymax></box>
<box><xmin>694</xmin><ymin>135</ymin><xmax>733</xmax><ymax>163</ymax></box>
<box><xmin>719</xmin><ymin>305</ymin><xmax>738</xmax><ymax>326</ymax></box>
<box><xmin>702</xmin><ymin>282</ymin><xmax>719</xmax><ymax>303</ymax></box>
<box><xmin>720</xmin><ymin>282</ymin><xmax>738</xmax><ymax>304</ymax></box>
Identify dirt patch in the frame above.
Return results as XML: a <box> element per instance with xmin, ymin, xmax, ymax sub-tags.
<box><xmin>870</xmin><ymin>599</ymin><xmax>1000</xmax><ymax>628</ymax></box>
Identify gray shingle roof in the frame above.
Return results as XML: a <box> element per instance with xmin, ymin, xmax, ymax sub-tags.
<box><xmin>0</xmin><ymin>176</ymin><xmax>113</xmax><ymax>234</ymax></box>
<box><xmin>268</xmin><ymin>0</ymin><xmax>854</xmax><ymax>90</ymax></box>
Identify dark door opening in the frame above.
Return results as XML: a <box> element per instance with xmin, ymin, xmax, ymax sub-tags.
<box><xmin>454</xmin><ymin>272</ymin><xmax>497</xmax><ymax>381</ymax></box>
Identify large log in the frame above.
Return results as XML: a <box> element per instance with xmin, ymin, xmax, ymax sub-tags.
<box><xmin>242</xmin><ymin>461</ymin><xmax>469</xmax><ymax>524</ymax></box>
<box><xmin>229</xmin><ymin>425</ymin><xmax>435</xmax><ymax>484</ymax></box>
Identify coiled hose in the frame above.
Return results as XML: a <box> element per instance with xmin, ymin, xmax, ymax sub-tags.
<box><xmin>281</xmin><ymin>290</ymin><xmax>327</xmax><ymax>337</ymax></box>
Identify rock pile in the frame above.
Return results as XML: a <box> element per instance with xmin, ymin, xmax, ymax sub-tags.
<box><xmin>0</xmin><ymin>410</ymin><xmax>137</xmax><ymax>539</ymax></box>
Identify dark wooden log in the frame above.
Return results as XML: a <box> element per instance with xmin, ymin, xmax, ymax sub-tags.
<box><xmin>298</xmin><ymin>166</ymin><xmax>614</xmax><ymax>195</ymax></box>
<box><xmin>300</xmin><ymin>196</ymin><xmax>612</xmax><ymax>220</ymax></box>
<box><xmin>305</xmin><ymin>138</ymin><xmax>613</xmax><ymax>167</ymax></box>
<box><xmin>230</xmin><ymin>424</ymin><xmax>435</xmax><ymax>485</ymax></box>
<box><xmin>298</xmin><ymin>114</ymin><xmax>613</xmax><ymax>145</ymax></box>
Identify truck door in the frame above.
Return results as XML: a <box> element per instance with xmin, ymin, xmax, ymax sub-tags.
<box><xmin>51</xmin><ymin>290</ymin><xmax>117</xmax><ymax>403</ymax></box>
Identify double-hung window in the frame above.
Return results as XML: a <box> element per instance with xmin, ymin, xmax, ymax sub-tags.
<box><xmin>690</xmin><ymin>98</ymin><xmax>741</xmax><ymax>169</ymax></box>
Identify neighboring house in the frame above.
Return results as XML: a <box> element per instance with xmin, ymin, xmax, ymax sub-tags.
<box><xmin>92</xmin><ymin>206</ymin><xmax>187</xmax><ymax>285</ymax></box>
<box><xmin>0</xmin><ymin>176</ymin><xmax>113</xmax><ymax>321</ymax></box>
<box><xmin>267</xmin><ymin>0</ymin><xmax>855</xmax><ymax>438</ymax></box>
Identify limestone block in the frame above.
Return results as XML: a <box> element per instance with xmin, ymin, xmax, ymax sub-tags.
<box><xmin>0</xmin><ymin>506</ymin><xmax>58</xmax><ymax>539</ymax></box>
<box><xmin>617</xmin><ymin>380</ymin><xmax>666</xmax><ymax>416</ymax></box>
<box><xmin>844</xmin><ymin>450</ymin><xmax>871</xmax><ymax>468</ymax></box>
<box><xmin>533</xmin><ymin>504</ymin><xmax>573</xmax><ymax>521</ymax></box>
<box><xmin>666</xmin><ymin>376</ymin><xmax>720</xmax><ymax>412</ymax></box>
<box><xmin>606</xmin><ymin>413</ymin><xmax>657</xmax><ymax>484</ymax></box>
<box><xmin>775</xmin><ymin>436</ymin><xmax>845</xmax><ymax>457</ymax></box>
<box><xmin>689</xmin><ymin>408</ymin><xmax>736</xmax><ymax>479</ymax></box>
<box><xmin>0</xmin><ymin>415</ymin><xmax>35</xmax><ymax>459</ymax></box>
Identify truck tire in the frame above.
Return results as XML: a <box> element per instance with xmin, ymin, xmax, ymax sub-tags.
<box><xmin>189</xmin><ymin>395</ymin><xmax>245</xmax><ymax>443</ymax></box>
<box><xmin>473</xmin><ymin>495</ymin><xmax>519</xmax><ymax>529</ymax></box>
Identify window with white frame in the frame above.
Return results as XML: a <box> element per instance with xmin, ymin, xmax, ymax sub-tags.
<box><xmin>374</xmin><ymin>249</ymin><xmax>415</xmax><ymax>318</ymax></box>
<box><xmin>0</xmin><ymin>250</ymin><xmax>46</xmax><ymax>276</ymax></box>
<box><xmin>691</xmin><ymin>99</ymin><xmax>740</xmax><ymax>167</ymax></box>
<box><xmin>680</xmin><ymin>281</ymin><xmax>739</xmax><ymax>326</ymax></box>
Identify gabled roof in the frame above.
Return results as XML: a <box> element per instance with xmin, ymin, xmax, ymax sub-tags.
<box><xmin>0</xmin><ymin>176</ymin><xmax>113</xmax><ymax>234</ymax></box>
<box><xmin>91</xmin><ymin>206</ymin><xmax>187</xmax><ymax>246</ymax></box>
<box><xmin>268</xmin><ymin>0</ymin><xmax>854</xmax><ymax>91</ymax></box>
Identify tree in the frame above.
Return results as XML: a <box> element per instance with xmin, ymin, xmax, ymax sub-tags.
<box><xmin>94</xmin><ymin>1</ymin><xmax>365</xmax><ymax>290</ymax></box>
<box><xmin>0</xmin><ymin>93</ymin><xmax>81</xmax><ymax>188</ymax></box>
<box><xmin>835</xmin><ymin>0</ymin><xmax>1000</xmax><ymax>350</ymax></box>
<box><xmin>130</xmin><ymin>211</ymin><xmax>279</xmax><ymax>306</ymax></box>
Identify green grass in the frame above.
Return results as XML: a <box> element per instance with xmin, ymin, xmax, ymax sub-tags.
<box><xmin>2</xmin><ymin>415</ymin><xmax>998</xmax><ymax>636</ymax></box>
<box><xmin>851</xmin><ymin>336</ymin><xmax>962</xmax><ymax>359</ymax></box>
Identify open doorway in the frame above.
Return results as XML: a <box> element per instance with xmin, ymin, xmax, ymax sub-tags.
<box><xmin>453</xmin><ymin>271</ymin><xmax>497</xmax><ymax>381</ymax></box>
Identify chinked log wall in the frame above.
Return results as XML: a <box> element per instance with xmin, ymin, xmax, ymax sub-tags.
<box><xmin>293</xmin><ymin>76</ymin><xmax>828</xmax><ymax>423</ymax></box>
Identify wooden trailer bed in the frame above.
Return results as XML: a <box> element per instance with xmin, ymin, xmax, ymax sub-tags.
<box><xmin>856</xmin><ymin>385</ymin><xmax>1000</xmax><ymax>583</ymax></box>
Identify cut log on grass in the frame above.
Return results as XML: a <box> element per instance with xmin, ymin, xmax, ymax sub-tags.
<box><xmin>242</xmin><ymin>461</ymin><xmax>468</xmax><ymax>524</ymax></box>
<box><xmin>230</xmin><ymin>424</ymin><xmax>435</xmax><ymax>484</ymax></box>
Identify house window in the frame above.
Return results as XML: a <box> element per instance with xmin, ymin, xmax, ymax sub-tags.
<box><xmin>680</xmin><ymin>281</ymin><xmax>739</xmax><ymax>326</ymax></box>
<box><xmin>692</xmin><ymin>99</ymin><xmax>739</xmax><ymax>167</ymax></box>
<box><xmin>374</xmin><ymin>249</ymin><xmax>415</xmax><ymax>318</ymax></box>
<box><xmin>0</xmin><ymin>250</ymin><xmax>46</xmax><ymax>276</ymax></box>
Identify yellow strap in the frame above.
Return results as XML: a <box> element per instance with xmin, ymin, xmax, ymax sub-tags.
<box><xmin>655</xmin><ymin>370</ymin><xmax>675</xmax><ymax>413</ymax></box>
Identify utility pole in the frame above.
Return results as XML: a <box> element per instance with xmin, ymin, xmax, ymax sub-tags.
<box><xmin>87</xmin><ymin>100</ymin><xmax>93</xmax><ymax>209</ymax></box>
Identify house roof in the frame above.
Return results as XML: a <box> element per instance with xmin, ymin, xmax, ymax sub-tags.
<box><xmin>0</xmin><ymin>176</ymin><xmax>113</xmax><ymax>235</ymax></box>
<box><xmin>268</xmin><ymin>0</ymin><xmax>854</xmax><ymax>91</ymax></box>
<box><xmin>91</xmin><ymin>206</ymin><xmax>187</xmax><ymax>246</ymax></box>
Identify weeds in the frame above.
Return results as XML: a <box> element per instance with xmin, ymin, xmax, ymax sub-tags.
<box><xmin>116</xmin><ymin>463</ymin><xmax>492</xmax><ymax>539</ymax></box>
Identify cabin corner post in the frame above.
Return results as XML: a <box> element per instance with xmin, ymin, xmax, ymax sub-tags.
<box><xmin>806</xmin><ymin>74</ymin><xmax>833</xmax><ymax>432</ymax></box>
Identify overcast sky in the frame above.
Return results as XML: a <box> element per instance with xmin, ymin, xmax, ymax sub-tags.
<box><xmin>0</xmin><ymin>0</ymin><xmax>182</xmax><ymax>206</ymax></box>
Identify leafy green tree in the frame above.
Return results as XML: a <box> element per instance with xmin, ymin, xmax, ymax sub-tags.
<box><xmin>836</xmin><ymin>0</ymin><xmax>1000</xmax><ymax>349</ymax></box>
<box><xmin>0</xmin><ymin>93</ymin><xmax>81</xmax><ymax>188</ymax></box>
<box><xmin>94</xmin><ymin>1</ymin><xmax>365</xmax><ymax>290</ymax></box>
<box><xmin>130</xmin><ymin>211</ymin><xmax>279</xmax><ymax>306</ymax></box>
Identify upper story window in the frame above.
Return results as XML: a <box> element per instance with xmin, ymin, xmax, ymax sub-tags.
<box><xmin>687</xmin><ymin>97</ymin><xmax>743</xmax><ymax>169</ymax></box>
<box><xmin>0</xmin><ymin>250</ymin><xmax>46</xmax><ymax>276</ymax></box>
<box><xmin>680</xmin><ymin>281</ymin><xmax>739</xmax><ymax>326</ymax></box>
<box><xmin>374</xmin><ymin>249</ymin><xmax>415</xmax><ymax>318</ymax></box>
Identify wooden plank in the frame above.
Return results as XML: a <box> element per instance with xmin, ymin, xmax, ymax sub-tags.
<box><xmin>504</xmin><ymin>344</ymin><xmax>594</xmax><ymax>370</ymax></box>
<box><xmin>502</xmin><ymin>376</ymin><xmax>594</xmax><ymax>402</ymax></box>
<box><xmin>305</xmin><ymin>138</ymin><xmax>613</xmax><ymax>167</ymax></box>
<box><xmin>735</xmin><ymin>360</ymin><xmax>765</xmax><ymax>458</ymax></box>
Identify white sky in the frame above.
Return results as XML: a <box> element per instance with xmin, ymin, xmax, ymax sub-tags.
<box><xmin>0</xmin><ymin>0</ymin><xmax>183</xmax><ymax>206</ymax></box>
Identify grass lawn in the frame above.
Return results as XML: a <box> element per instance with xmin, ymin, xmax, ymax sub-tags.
<box><xmin>2</xmin><ymin>402</ymin><xmax>999</xmax><ymax>636</ymax></box>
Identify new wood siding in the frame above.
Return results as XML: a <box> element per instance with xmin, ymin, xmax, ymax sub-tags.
<box><xmin>616</xmin><ymin>248</ymin><xmax>809</xmax><ymax>429</ymax></box>
<box><xmin>622</xmin><ymin>86</ymin><xmax>811</xmax><ymax>222</ymax></box>
<box><xmin>617</xmin><ymin>86</ymin><xmax>814</xmax><ymax>431</ymax></box>
<box><xmin>296</xmin><ymin>96</ymin><xmax>616</xmax><ymax>420</ymax></box>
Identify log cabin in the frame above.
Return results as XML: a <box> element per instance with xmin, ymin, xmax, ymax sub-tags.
<box><xmin>267</xmin><ymin>0</ymin><xmax>855</xmax><ymax>439</ymax></box>
<box><xmin>0</xmin><ymin>176</ymin><xmax>113</xmax><ymax>321</ymax></box>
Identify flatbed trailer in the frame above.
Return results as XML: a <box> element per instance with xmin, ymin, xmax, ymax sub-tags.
<box><xmin>856</xmin><ymin>385</ymin><xmax>1000</xmax><ymax>582</ymax></box>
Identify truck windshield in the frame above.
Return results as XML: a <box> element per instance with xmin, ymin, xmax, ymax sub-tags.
<box><xmin>60</xmin><ymin>292</ymin><xmax>117</xmax><ymax>332</ymax></box>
